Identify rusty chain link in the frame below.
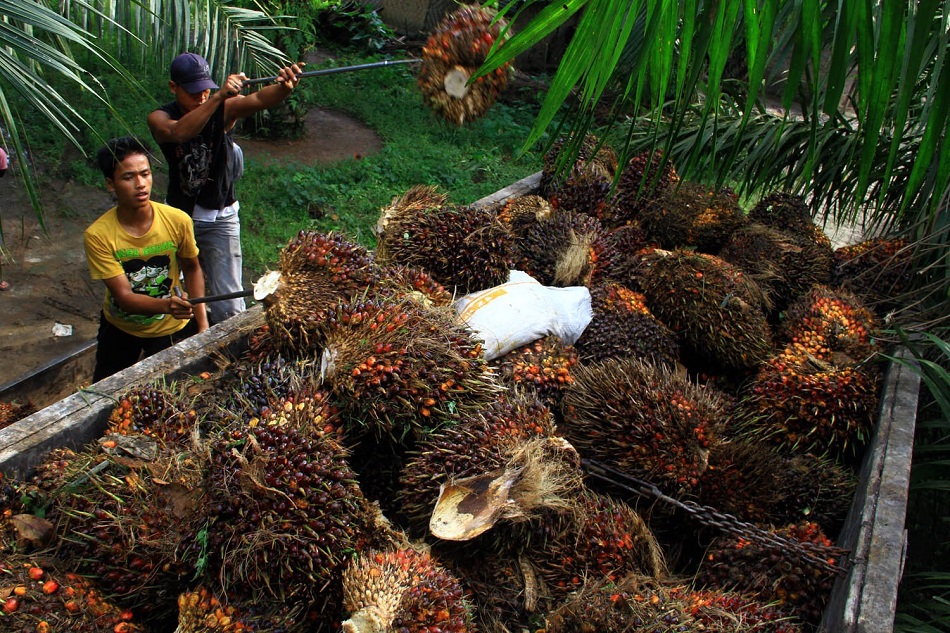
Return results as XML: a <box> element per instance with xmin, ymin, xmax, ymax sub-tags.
<box><xmin>582</xmin><ymin>459</ymin><xmax>849</xmax><ymax>575</ymax></box>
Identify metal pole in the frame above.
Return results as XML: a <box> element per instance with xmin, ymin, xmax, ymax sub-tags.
<box><xmin>242</xmin><ymin>58</ymin><xmax>421</xmax><ymax>87</ymax></box>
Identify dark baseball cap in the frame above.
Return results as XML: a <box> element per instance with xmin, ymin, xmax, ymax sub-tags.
<box><xmin>170</xmin><ymin>53</ymin><xmax>219</xmax><ymax>93</ymax></box>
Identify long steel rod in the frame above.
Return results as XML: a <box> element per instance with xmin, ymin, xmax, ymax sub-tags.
<box><xmin>242</xmin><ymin>58</ymin><xmax>421</xmax><ymax>87</ymax></box>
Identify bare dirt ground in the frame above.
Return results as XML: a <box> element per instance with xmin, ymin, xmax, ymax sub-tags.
<box><xmin>0</xmin><ymin>107</ymin><xmax>382</xmax><ymax>388</ymax></box>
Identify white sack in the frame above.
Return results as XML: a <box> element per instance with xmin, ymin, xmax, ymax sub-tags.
<box><xmin>454</xmin><ymin>270</ymin><xmax>593</xmax><ymax>361</ymax></box>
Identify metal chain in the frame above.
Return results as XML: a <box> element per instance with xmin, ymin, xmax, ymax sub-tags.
<box><xmin>582</xmin><ymin>459</ymin><xmax>849</xmax><ymax>575</ymax></box>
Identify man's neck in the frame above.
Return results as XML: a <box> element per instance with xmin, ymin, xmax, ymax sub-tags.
<box><xmin>116</xmin><ymin>201</ymin><xmax>154</xmax><ymax>238</ymax></box>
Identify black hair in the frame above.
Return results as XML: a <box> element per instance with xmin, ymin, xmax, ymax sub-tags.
<box><xmin>96</xmin><ymin>136</ymin><xmax>153</xmax><ymax>179</ymax></box>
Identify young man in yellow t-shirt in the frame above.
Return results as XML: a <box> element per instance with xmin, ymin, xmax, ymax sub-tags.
<box><xmin>84</xmin><ymin>136</ymin><xmax>209</xmax><ymax>381</ymax></box>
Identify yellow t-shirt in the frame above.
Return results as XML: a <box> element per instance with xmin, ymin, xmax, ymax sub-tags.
<box><xmin>84</xmin><ymin>201</ymin><xmax>199</xmax><ymax>338</ymax></box>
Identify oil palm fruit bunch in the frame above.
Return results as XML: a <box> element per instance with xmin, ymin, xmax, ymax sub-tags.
<box><xmin>397</xmin><ymin>394</ymin><xmax>559</xmax><ymax>534</ymax></box>
<box><xmin>599</xmin><ymin>222</ymin><xmax>655</xmax><ymax>289</ymax></box>
<box><xmin>107</xmin><ymin>383</ymin><xmax>196</xmax><ymax>445</ymax></box>
<box><xmin>697</xmin><ymin>521</ymin><xmax>842</xmax><ymax>626</ymax></box>
<box><xmin>718</xmin><ymin>222</ymin><xmax>834</xmax><ymax>317</ymax></box>
<box><xmin>318</xmin><ymin>296</ymin><xmax>501</xmax><ymax>442</ymax></box>
<box><xmin>495</xmin><ymin>193</ymin><xmax>554</xmax><ymax>240</ymax></box>
<box><xmin>265</xmin><ymin>230</ymin><xmax>381</xmax><ymax>353</ymax></box>
<box><xmin>738</xmin><ymin>341</ymin><xmax>880</xmax><ymax>460</ymax></box>
<box><xmin>770</xmin><ymin>452</ymin><xmax>857</xmax><ymax>536</ymax></box>
<box><xmin>638</xmin><ymin>181</ymin><xmax>747</xmax><ymax>253</ymax></box>
<box><xmin>341</xmin><ymin>546</ymin><xmax>473</xmax><ymax>633</ymax></box>
<box><xmin>561</xmin><ymin>358</ymin><xmax>727</xmax><ymax>494</ymax></box>
<box><xmin>490</xmin><ymin>335</ymin><xmax>579</xmax><ymax>409</ymax></box>
<box><xmin>376</xmin><ymin>188</ymin><xmax>514</xmax><ymax>295</ymax></box>
<box><xmin>175</xmin><ymin>587</ymin><xmax>254</xmax><ymax>633</ymax></box>
<box><xmin>46</xmin><ymin>447</ymin><xmax>201</xmax><ymax>623</ymax></box>
<box><xmin>694</xmin><ymin>438</ymin><xmax>783</xmax><ymax>525</ymax></box>
<box><xmin>604</xmin><ymin>149</ymin><xmax>680</xmax><ymax>228</ymax></box>
<box><xmin>539</xmin><ymin>133</ymin><xmax>618</xmax><ymax>220</ymax></box>
<box><xmin>447</xmin><ymin>552</ymin><xmax>552</xmax><ymax>632</ymax></box>
<box><xmin>515</xmin><ymin>208</ymin><xmax>614</xmax><ymax>287</ymax></box>
<box><xmin>0</xmin><ymin>399</ymin><xmax>34</xmax><ymax>431</ymax></box>
<box><xmin>575</xmin><ymin>281</ymin><xmax>680</xmax><ymax>368</ymax></box>
<box><xmin>378</xmin><ymin>264</ymin><xmax>454</xmax><ymax>307</ymax></box>
<box><xmin>375</xmin><ymin>184</ymin><xmax>449</xmax><ymax>242</ymax></box>
<box><xmin>543</xmin><ymin>573</ymin><xmax>803</xmax><ymax>633</ymax></box>
<box><xmin>640</xmin><ymin>249</ymin><xmax>773</xmax><ymax>371</ymax></box>
<box><xmin>523</xmin><ymin>488</ymin><xmax>666</xmax><ymax>601</ymax></box>
<box><xmin>256</xmin><ymin>386</ymin><xmax>344</xmax><ymax>440</ymax></box>
<box><xmin>780</xmin><ymin>285</ymin><xmax>879</xmax><ymax>364</ymax></box>
<box><xmin>831</xmin><ymin>237</ymin><xmax>913</xmax><ymax>315</ymax></box>
<box><xmin>212</xmin><ymin>353</ymin><xmax>311</xmax><ymax>425</ymax></box>
<box><xmin>748</xmin><ymin>192</ymin><xmax>814</xmax><ymax>235</ymax></box>
<box><xmin>195</xmin><ymin>423</ymin><xmax>385</xmax><ymax>609</ymax></box>
<box><xmin>0</xmin><ymin>557</ymin><xmax>143</xmax><ymax>632</ymax></box>
<box><xmin>418</xmin><ymin>4</ymin><xmax>513</xmax><ymax>125</ymax></box>
<box><xmin>696</xmin><ymin>440</ymin><xmax>855</xmax><ymax>534</ymax></box>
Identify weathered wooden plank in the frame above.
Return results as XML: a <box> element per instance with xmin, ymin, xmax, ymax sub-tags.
<box><xmin>821</xmin><ymin>347</ymin><xmax>919</xmax><ymax>633</ymax></box>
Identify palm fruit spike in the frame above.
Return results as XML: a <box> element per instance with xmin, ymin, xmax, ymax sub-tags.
<box><xmin>516</xmin><ymin>208</ymin><xmax>614</xmax><ymax>287</ymax></box>
<box><xmin>605</xmin><ymin>148</ymin><xmax>680</xmax><ymax>228</ymax></box>
<box><xmin>196</xmin><ymin>423</ymin><xmax>390</xmax><ymax>608</ymax></box>
<box><xmin>561</xmin><ymin>357</ymin><xmax>727</xmax><ymax>493</ymax></box>
<box><xmin>780</xmin><ymin>284</ymin><xmax>879</xmax><ymax>364</ymax></box>
<box><xmin>318</xmin><ymin>297</ymin><xmax>502</xmax><ymax>442</ymax></box>
<box><xmin>0</xmin><ymin>557</ymin><xmax>144</xmax><ymax>632</ymax></box>
<box><xmin>524</xmin><ymin>487</ymin><xmax>666</xmax><ymax>600</ymax></box>
<box><xmin>831</xmin><ymin>236</ymin><xmax>913</xmax><ymax>315</ymax></box>
<box><xmin>640</xmin><ymin>249</ymin><xmax>773</xmax><ymax>371</ymax></box>
<box><xmin>107</xmin><ymin>383</ymin><xmax>196</xmax><ymax>444</ymax></box>
<box><xmin>540</xmin><ymin>133</ymin><xmax>618</xmax><ymax>220</ymax></box>
<box><xmin>637</xmin><ymin>181</ymin><xmax>747</xmax><ymax>253</ymax></box>
<box><xmin>574</xmin><ymin>281</ymin><xmax>680</xmax><ymax>367</ymax></box>
<box><xmin>341</xmin><ymin>546</ymin><xmax>473</xmax><ymax>633</ymax></box>
<box><xmin>418</xmin><ymin>4</ymin><xmax>513</xmax><ymax>125</ymax></box>
<box><xmin>376</xmin><ymin>196</ymin><xmax>514</xmax><ymax>295</ymax></box>
<box><xmin>176</xmin><ymin>587</ymin><xmax>253</xmax><ymax>632</ymax></box>
<box><xmin>718</xmin><ymin>222</ymin><xmax>834</xmax><ymax>316</ymax></box>
<box><xmin>495</xmin><ymin>193</ymin><xmax>554</xmax><ymax>240</ymax></box>
<box><xmin>397</xmin><ymin>394</ymin><xmax>560</xmax><ymax>535</ymax></box>
<box><xmin>378</xmin><ymin>263</ymin><xmax>454</xmax><ymax>307</ymax></box>
<box><xmin>738</xmin><ymin>342</ymin><xmax>881</xmax><ymax>460</ymax></box>
<box><xmin>43</xmin><ymin>447</ymin><xmax>202</xmax><ymax>623</ymax></box>
<box><xmin>544</xmin><ymin>573</ymin><xmax>804</xmax><ymax>633</ymax></box>
<box><xmin>749</xmin><ymin>191</ymin><xmax>813</xmax><ymax>234</ymax></box>
<box><xmin>489</xmin><ymin>335</ymin><xmax>579</xmax><ymax>409</ymax></box>
<box><xmin>698</xmin><ymin>521</ymin><xmax>842</xmax><ymax>626</ymax></box>
<box><xmin>265</xmin><ymin>230</ymin><xmax>380</xmax><ymax>352</ymax></box>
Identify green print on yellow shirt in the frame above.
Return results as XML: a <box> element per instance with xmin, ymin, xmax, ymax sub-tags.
<box><xmin>114</xmin><ymin>240</ymin><xmax>177</xmax><ymax>260</ymax></box>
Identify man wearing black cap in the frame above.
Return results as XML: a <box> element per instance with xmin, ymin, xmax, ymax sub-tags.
<box><xmin>147</xmin><ymin>53</ymin><xmax>303</xmax><ymax>325</ymax></box>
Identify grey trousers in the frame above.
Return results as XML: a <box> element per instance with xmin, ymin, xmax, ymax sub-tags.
<box><xmin>193</xmin><ymin>216</ymin><xmax>245</xmax><ymax>324</ymax></box>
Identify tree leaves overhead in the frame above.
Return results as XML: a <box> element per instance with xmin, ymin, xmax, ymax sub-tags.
<box><xmin>481</xmin><ymin>0</ymin><xmax>950</xmax><ymax>236</ymax></box>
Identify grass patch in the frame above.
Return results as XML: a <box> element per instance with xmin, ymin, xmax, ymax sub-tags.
<box><xmin>235</xmin><ymin>52</ymin><xmax>546</xmax><ymax>272</ymax></box>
